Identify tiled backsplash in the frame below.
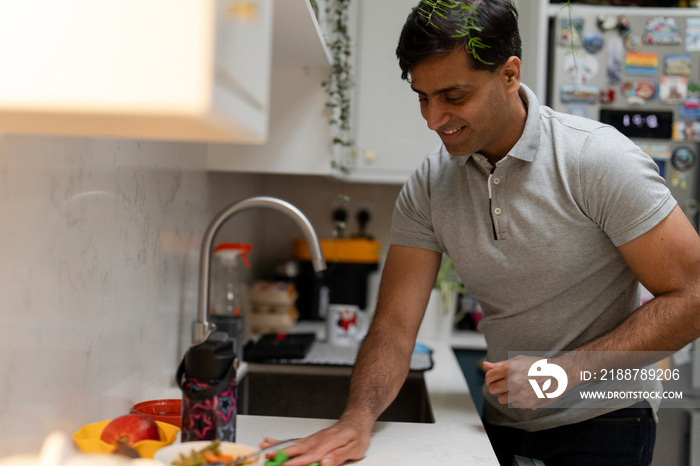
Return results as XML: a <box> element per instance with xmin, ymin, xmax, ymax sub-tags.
<box><xmin>0</xmin><ymin>135</ymin><xmax>223</xmax><ymax>455</ymax></box>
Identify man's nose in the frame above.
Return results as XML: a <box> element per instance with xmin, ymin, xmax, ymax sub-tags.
<box><xmin>422</xmin><ymin>100</ymin><xmax>450</xmax><ymax>131</ymax></box>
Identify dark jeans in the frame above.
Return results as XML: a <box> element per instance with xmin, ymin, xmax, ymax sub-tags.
<box><xmin>483</xmin><ymin>402</ymin><xmax>656</xmax><ymax>466</ymax></box>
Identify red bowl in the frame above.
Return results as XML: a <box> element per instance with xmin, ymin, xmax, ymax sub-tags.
<box><xmin>131</xmin><ymin>399</ymin><xmax>182</xmax><ymax>428</ymax></box>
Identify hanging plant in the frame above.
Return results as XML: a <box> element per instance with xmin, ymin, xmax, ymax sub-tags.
<box><xmin>322</xmin><ymin>0</ymin><xmax>355</xmax><ymax>175</ymax></box>
<box><xmin>417</xmin><ymin>0</ymin><xmax>493</xmax><ymax>66</ymax></box>
<box><xmin>559</xmin><ymin>0</ymin><xmax>582</xmax><ymax>86</ymax></box>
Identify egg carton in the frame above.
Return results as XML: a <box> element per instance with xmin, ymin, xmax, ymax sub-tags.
<box><xmin>250</xmin><ymin>306</ymin><xmax>298</xmax><ymax>334</ymax></box>
<box><xmin>248</xmin><ymin>281</ymin><xmax>298</xmax><ymax>307</ymax></box>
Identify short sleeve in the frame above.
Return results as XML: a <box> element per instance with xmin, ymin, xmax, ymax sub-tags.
<box><xmin>390</xmin><ymin>158</ymin><xmax>444</xmax><ymax>253</ymax></box>
<box><xmin>578</xmin><ymin>126</ymin><xmax>677</xmax><ymax>247</ymax></box>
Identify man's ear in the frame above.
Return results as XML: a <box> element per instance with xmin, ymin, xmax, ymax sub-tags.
<box><xmin>502</xmin><ymin>56</ymin><xmax>521</xmax><ymax>91</ymax></box>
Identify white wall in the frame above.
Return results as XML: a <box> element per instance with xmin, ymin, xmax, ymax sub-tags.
<box><xmin>0</xmin><ymin>135</ymin><xmax>263</xmax><ymax>455</ymax></box>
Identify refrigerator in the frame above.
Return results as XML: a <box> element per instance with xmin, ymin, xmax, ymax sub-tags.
<box><xmin>547</xmin><ymin>5</ymin><xmax>700</xmax><ymax>227</ymax></box>
<box><xmin>546</xmin><ymin>5</ymin><xmax>700</xmax><ymax>464</ymax></box>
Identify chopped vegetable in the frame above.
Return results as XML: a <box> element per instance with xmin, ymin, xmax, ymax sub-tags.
<box><xmin>264</xmin><ymin>449</ymin><xmax>319</xmax><ymax>466</ymax></box>
<box><xmin>172</xmin><ymin>439</ymin><xmax>245</xmax><ymax>466</ymax></box>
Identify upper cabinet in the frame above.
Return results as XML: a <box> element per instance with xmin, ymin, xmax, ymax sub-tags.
<box><xmin>346</xmin><ymin>0</ymin><xmax>441</xmax><ymax>184</ymax></box>
<box><xmin>206</xmin><ymin>0</ymin><xmax>334</xmax><ymax>175</ymax></box>
<box><xmin>0</xmin><ymin>0</ymin><xmax>328</xmax><ymax>143</ymax></box>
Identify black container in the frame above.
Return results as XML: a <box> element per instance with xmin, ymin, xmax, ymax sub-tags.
<box><xmin>177</xmin><ymin>331</ymin><xmax>239</xmax><ymax>442</ymax></box>
<box><xmin>296</xmin><ymin>261</ymin><xmax>378</xmax><ymax>320</ymax></box>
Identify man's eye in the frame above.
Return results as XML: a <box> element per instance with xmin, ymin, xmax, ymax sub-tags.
<box><xmin>445</xmin><ymin>94</ymin><xmax>464</xmax><ymax>103</ymax></box>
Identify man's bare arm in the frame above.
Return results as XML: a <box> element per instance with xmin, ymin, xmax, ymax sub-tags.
<box><xmin>278</xmin><ymin>245</ymin><xmax>442</xmax><ymax>466</ymax></box>
<box><xmin>580</xmin><ymin>205</ymin><xmax>700</xmax><ymax>352</ymax></box>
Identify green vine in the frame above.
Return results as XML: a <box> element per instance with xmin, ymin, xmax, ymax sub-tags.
<box><xmin>560</xmin><ymin>0</ymin><xmax>582</xmax><ymax>86</ymax></box>
<box><xmin>322</xmin><ymin>0</ymin><xmax>355</xmax><ymax>175</ymax></box>
<box><xmin>417</xmin><ymin>0</ymin><xmax>493</xmax><ymax>66</ymax></box>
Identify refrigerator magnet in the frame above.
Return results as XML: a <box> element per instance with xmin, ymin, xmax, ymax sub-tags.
<box><xmin>597</xmin><ymin>15</ymin><xmax>618</xmax><ymax>32</ymax></box>
<box><xmin>617</xmin><ymin>16</ymin><xmax>631</xmax><ymax>35</ymax></box>
<box><xmin>643</xmin><ymin>17</ymin><xmax>682</xmax><ymax>46</ymax></box>
<box><xmin>621</xmin><ymin>81</ymin><xmax>657</xmax><ymax>102</ymax></box>
<box><xmin>663</xmin><ymin>54</ymin><xmax>692</xmax><ymax>77</ymax></box>
<box><xmin>583</xmin><ymin>31</ymin><xmax>604</xmax><ymax>54</ymax></box>
<box><xmin>659</xmin><ymin>76</ymin><xmax>687</xmax><ymax>104</ymax></box>
<box><xmin>675</xmin><ymin>121</ymin><xmax>700</xmax><ymax>142</ymax></box>
<box><xmin>624</xmin><ymin>34</ymin><xmax>643</xmax><ymax>52</ymax></box>
<box><xmin>680</xmin><ymin>98</ymin><xmax>700</xmax><ymax>119</ymax></box>
<box><xmin>625</xmin><ymin>52</ymin><xmax>658</xmax><ymax>76</ymax></box>
<box><xmin>672</xmin><ymin>146</ymin><xmax>695</xmax><ymax>172</ymax></box>
<box><xmin>559</xmin><ymin>17</ymin><xmax>583</xmax><ymax>47</ymax></box>
<box><xmin>638</xmin><ymin>143</ymin><xmax>671</xmax><ymax>162</ymax></box>
<box><xmin>606</xmin><ymin>35</ymin><xmax>625</xmax><ymax>86</ymax></box>
<box><xmin>685</xmin><ymin>18</ymin><xmax>700</xmax><ymax>52</ymax></box>
<box><xmin>564</xmin><ymin>54</ymin><xmax>598</xmax><ymax>84</ymax></box>
<box><xmin>560</xmin><ymin>84</ymin><xmax>599</xmax><ymax>104</ymax></box>
<box><xmin>600</xmin><ymin>87</ymin><xmax>616</xmax><ymax>104</ymax></box>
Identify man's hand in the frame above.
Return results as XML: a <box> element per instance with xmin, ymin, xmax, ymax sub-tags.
<box><xmin>259</xmin><ymin>418</ymin><xmax>371</xmax><ymax>466</ymax></box>
<box><xmin>258</xmin><ymin>245</ymin><xmax>441</xmax><ymax>466</ymax></box>
<box><xmin>484</xmin><ymin>356</ymin><xmax>568</xmax><ymax>410</ymax></box>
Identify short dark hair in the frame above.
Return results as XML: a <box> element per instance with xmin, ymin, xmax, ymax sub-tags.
<box><xmin>396</xmin><ymin>0</ymin><xmax>522</xmax><ymax>80</ymax></box>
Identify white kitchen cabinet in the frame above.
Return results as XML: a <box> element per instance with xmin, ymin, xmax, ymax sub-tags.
<box><xmin>206</xmin><ymin>0</ymin><xmax>333</xmax><ymax>174</ymax></box>
<box><xmin>206</xmin><ymin>66</ymin><xmax>334</xmax><ymax>175</ymax></box>
<box><xmin>0</xmin><ymin>0</ymin><xmax>327</xmax><ymax>143</ymax></box>
<box><xmin>346</xmin><ymin>0</ymin><xmax>441</xmax><ymax>184</ymax></box>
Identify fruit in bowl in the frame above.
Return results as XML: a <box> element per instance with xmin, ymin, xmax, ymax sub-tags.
<box><xmin>73</xmin><ymin>416</ymin><xmax>179</xmax><ymax>459</ymax></box>
<box><xmin>100</xmin><ymin>414</ymin><xmax>161</xmax><ymax>446</ymax></box>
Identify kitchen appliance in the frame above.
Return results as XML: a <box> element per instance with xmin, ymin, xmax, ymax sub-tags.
<box><xmin>547</xmin><ymin>4</ymin><xmax>700</xmax><ymax>228</ymax></box>
<box><xmin>546</xmin><ymin>5</ymin><xmax>700</xmax><ymax>463</ymax></box>
<box><xmin>293</xmin><ymin>237</ymin><xmax>380</xmax><ymax>319</ymax></box>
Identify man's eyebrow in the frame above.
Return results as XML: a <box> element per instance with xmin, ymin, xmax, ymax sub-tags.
<box><xmin>410</xmin><ymin>84</ymin><xmax>472</xmax><ymax>96</ymax></box>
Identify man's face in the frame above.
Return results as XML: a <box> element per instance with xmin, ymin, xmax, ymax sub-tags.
<box><xmin>410</xmin><ymin>49</ymin><xmax>511</xmax><ymax>160</ymax></box>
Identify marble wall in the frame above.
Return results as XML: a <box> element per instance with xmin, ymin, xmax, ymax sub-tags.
<box><xmin>0</xmin><ymin>135</ymin><xmax>260</xmax><ymax>455</ymax></box>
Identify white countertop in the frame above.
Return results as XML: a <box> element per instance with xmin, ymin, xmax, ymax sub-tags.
<box><xmin>230</xmin><ymin>324</ymin><xmax>497</xmax><ymax>465</ymax></box>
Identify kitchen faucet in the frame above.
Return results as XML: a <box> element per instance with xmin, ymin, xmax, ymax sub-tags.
<box><xmin>193</xmin><ymin>196</ymin><xmax>326</xmax><ymax>344</ymax></box>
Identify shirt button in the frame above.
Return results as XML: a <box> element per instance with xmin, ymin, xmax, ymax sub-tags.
<box><xmin>493</xmin><ymin>178</ymin><xmax>501</xmax><ymax>185</ymax></box>
<box><xmin>473</xmin><ymin>156</ymin><xmax>480</xmax><ymax>162</ymax></box>
<box><xmin>494</xmin><ymin>207</ymin><xmax>502</xmax><ymax>215</ymax></box>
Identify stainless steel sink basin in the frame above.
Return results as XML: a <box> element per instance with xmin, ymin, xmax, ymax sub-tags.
<box><xmin>237</xmin><ymin>365</ymin><xmax>434</xmax><ymax>423</ymax></box>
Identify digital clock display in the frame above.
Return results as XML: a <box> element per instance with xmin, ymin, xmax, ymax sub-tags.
<box><xmin>599</xmin><ymin>109</ymin><xmax>673</xmax><ymax>139</ymax></box>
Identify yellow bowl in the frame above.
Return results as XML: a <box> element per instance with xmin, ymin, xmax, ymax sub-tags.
<box><xmin>73</xmin><ymin>419</ymin><xmax>180</xmax><ymax>458</ymax></box>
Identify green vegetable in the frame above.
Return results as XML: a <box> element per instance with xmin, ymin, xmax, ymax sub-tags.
<box><xmin>263</xmin><ymin>449</ymin><xmax>319</xmax><ymax>466</ymax></box>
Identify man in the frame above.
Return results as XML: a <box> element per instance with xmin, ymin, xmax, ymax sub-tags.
<box><xmin>270</xmin><ymin>0</ymin><xmax>700</xmax><ymax>464</ymax></box>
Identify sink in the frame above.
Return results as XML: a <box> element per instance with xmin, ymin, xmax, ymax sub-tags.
<box><xmin>237</xmin><ymin>366</ymin><xmax>435</xmax><ymax>423</ymax></box>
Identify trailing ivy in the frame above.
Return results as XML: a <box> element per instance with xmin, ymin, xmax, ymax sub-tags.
<box><xmin>417</xmin><ymin>0</ymin><xmax>493</xmax><ymax>66</ymax></box>
<box><xmin>323</xmin><ymin>0</ymin><xmax>355</xmax><ymax>174</ymax></box>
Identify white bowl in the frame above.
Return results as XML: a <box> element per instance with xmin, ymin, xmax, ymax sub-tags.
<box><xmin>154</xmin><ymin>441</ymin><xmax>261</xmax><ymax>465</ymax></box>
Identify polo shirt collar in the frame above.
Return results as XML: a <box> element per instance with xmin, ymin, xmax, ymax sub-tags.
<box><xmin>453</xmin><ymin>83</ymin><xmax>541</xmax><ymax>166</ymax></box>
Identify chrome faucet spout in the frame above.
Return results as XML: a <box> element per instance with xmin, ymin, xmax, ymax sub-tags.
<box><xmin>193</xmin><ymin>196</ymin><xmax>326</xmax><ymax>344</ymax></box>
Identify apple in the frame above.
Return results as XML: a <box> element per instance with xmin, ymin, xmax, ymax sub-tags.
<box><xmin>100</xmin><ymin>414</ymin><xmax>160</xmax><ymax>446</ymax></box>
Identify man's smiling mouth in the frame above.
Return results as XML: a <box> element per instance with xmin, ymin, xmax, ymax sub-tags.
<box><xmin>440</xmin><ymin>125</ymin><xmax>466</xmax><ymax>137</ymax></box>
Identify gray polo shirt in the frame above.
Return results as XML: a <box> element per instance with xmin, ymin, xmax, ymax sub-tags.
<box><xmin>391</xmin><ymin>84</ymin><xmax>676</xmax><ymax>431</ymax></box>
